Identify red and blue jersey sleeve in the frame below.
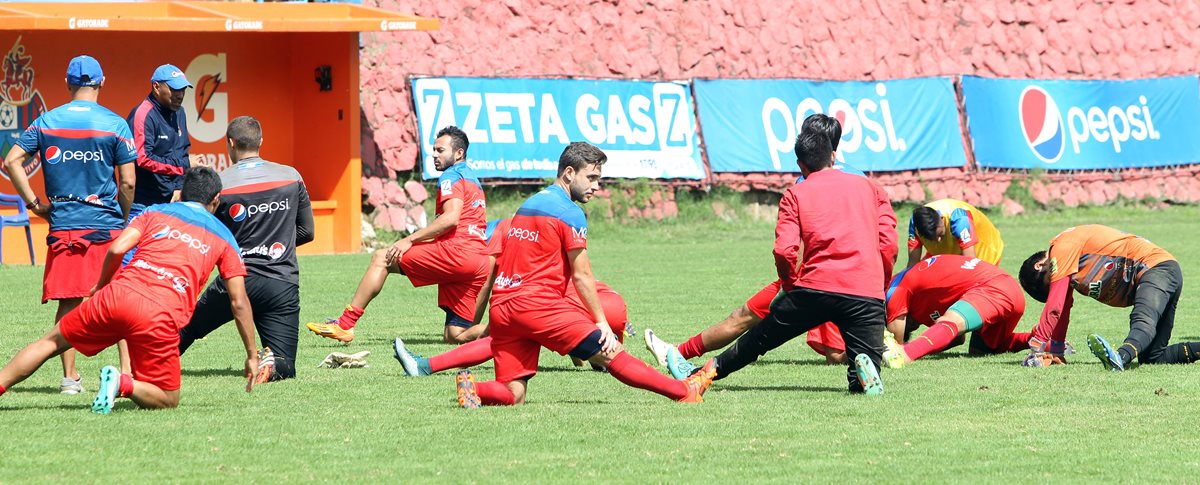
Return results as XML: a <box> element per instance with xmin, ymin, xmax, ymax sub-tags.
<box><xmin>947</xmin><ymin>208</ymin><xmax>977</xmax><ymax>249</ymax></box>
<box><xmin>486</xmin><ymin>218</ymin><xmax>511</xmax><ymax>257</ymax></box>
<box><xmin>436</xmin><ymin>163</ymin><xmax>488</xmax><ymax>244</ymax></box>
<box><xmin>906</xmin><ymin>217</ymin><xmax>921</xmax><ymax>251</ymax></box>
<box><xmin>557</xmin><ymin>204</ymin><xmax>588</xmax><ymax>252</ymax></box>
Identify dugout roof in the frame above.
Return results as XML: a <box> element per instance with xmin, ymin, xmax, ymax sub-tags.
<box><xmin>0</xmin><ymin>1</ymin><xmax>439</xmax><ymax>32</ymax></box>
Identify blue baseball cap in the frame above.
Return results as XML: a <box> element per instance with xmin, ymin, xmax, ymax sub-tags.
<box><xmin>151</xmin><ymin>64</ymin><xmax>192</xmax><ymax>90</ymax></box>
<box><xmin>66</xmin><ymin>55</ymin><xmax>104</xmax><ymax>87</ymax></box>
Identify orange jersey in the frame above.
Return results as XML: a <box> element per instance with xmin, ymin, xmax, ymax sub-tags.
<box><xmin>1047</xmin><ymin>225</ymin><xmax>1174</xmax><ymax>307</ymax></box>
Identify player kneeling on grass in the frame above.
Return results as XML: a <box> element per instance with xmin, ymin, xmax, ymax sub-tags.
<box><xmin>392</xmin><ymin>218</ymin><xmax>631</xmax><ymax>376</ymax></box>
<box><xmin>881</xmin><ymin>255</ymin><xmax>1030</xmax><ymax>368</ymax></box>
<box><xmin>452</xmin><ymin>142</ymin><xmax>716</xmax><ymax>408</ymax></box>
<box><xmin>0</xmin><ymin>167</ymin><xmax>264</xmax><ymax>413</ymax></box>
<box><xmin>1019</xmin><ymin>224</ymin><xmax>1200</xmax><ymax>371</ymax></box>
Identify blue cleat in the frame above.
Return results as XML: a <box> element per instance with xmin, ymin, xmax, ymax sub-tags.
<box><xmin>393</xmin><ymin>337</ymin><xmax>429</xmax><ymax>376</ymax></box>
<box><xmin>854</xmin><ymin>354</ymin><xmax>884</xmax><ymax>396</ymax></box>
<box><xmin>1087</xmin><ymin>334</ymin><xmax>1125</xmax><ymax>371</ymax></box>
<box><xmin>666</xmin><ymin>346</ymin><xmax>698</xmax><ymax>380</ymax></box>
<box><xmin>91</xmin><ymin>365</ymin><xmax>120</xmax><ymax>414</ymax></box>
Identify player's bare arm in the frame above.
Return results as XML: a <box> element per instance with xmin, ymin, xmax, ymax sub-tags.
<box><xmin>568</xmin><ymin>247</ymin><xmax>618</xmax><ymax>354</ymax></box>
<box><xmin>887</xmin><ymin>315</ymin><xmax>908</xmax><ymax>343</ymax></box>
<box><xmin>224</xmin><ymin>275</ymin><xmax>260</xmax><ymax>392</ymax></box>
<box><xmin>471</xmin><ymin>255</ymin><xmax>498</xmax><ymax>326</ymax></box>
<box><xmin>117</xmin><ymin>162</ymin><xmax>136</xmax><ymax>220</ymax></box>
<box><xmin>906</xmin><ymin>245</ymin><xmax>923</xmax><ymax>269</ymax></box>
<box><xmin>961</xmin><ymin>245</ymin><xmax>977</xmax><ymax>259</ymax></box>
<box><xmin>91</xmin><ymin>226</ymin><xmax>144</xmax><ymax>295</ymax></box>
<box><xmin>385</xmin><ymin>197</ymin><xmax>463</xmax><ymax>264</ymax></box>
<box><xmin>3</xmin><ymin>146</ymin><xmax>49</xmax><ymax>218</ymax></box>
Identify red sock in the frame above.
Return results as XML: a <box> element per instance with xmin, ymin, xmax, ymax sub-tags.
<box><xmin>677</xmin><ymin>334</ymin><xmax>707</xmax><ymax>360</ymax></box>
<box><xmin>430</xmin><ymin>337</ymin><xmax>494</xmax><ymax>373</ymax></box>
<box><xmin>607</xmin><ymin>351</ymin><xmax>687</xmax><ymax>401</ymax></box>
<box><xmin>0</xmin><ymin>384</ymin><xmax>7</xmax><ymax>396</ymax></box>
<box><xmin>476</xmin><ymin>380</ymin><xmax>515</xmax><ymax>406</ymax></box>
<box><xmin>337</xmin><ymin>306</ymin><xmax>364</xmax><ymax>330</ymax></box>
<box><xmin>903</xmin><ymin>321</ymin><xmax>961</xmax><ymax>361</ymax></box>
<box><xmin>118</xmin><ymin>373</ymin><xmax>134</xmax><ymax>398</ymax></box>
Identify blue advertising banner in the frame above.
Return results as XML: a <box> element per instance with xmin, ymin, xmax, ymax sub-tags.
<box><xmin>961</xmin><ymin>75</ymin><xmax>1200</xmax><ymax>169</ymax></box>
<box><xmin>411</xmin><ymin>77</ymin><xmax>704</xmax><ymax>179</ymax></box>
<box><xmin>693</xmin><ymin>78</ymin><xmax>967</xmax><ymax>173</ymax></box>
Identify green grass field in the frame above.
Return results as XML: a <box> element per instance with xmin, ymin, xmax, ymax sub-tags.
<box><xmin>3</xmin><ymin>205</ymin><xmax>1200</xmax><ymax>482</ymax></box>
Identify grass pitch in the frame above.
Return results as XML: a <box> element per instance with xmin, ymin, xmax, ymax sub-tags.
<box><xmin>2</xmin><ymin>205</ymin><xmax>1200</xmax><ymax>482</ymax></box>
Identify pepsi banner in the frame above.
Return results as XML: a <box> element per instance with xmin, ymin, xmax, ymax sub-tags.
<box><xmin>961</xmin><ymin>75</ymin><xmax>1200</xmax><ymax>169</ymax></box>
<box><xmin>693</xmin><ymin>78</ymin><xmax>967</xmax><ymax>173</ymax></box>
<box><xmin>411</xmin><ymin>77</ymin><xmax>704</xmax><ymax>180</ymax></box>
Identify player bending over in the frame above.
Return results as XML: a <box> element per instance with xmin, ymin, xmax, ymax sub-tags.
<box><xmin>307</xmin><ymin>126</ymin><xmax>489</xmax><ymax>344</ymax></box>
<box><xmin>1019</xmin><ymin>225</ymin><xmax>1200</xmax><ymax>370</ymax></box>
<box><xmin>907</xmin><ymin>198</ymin><xmax>1003</xmax><ymax>269</ymax></box>
<box><xmin>0</xmin><ymin>168</ymin><xmax>262</xmax><ymax>413</ymax></box>
<box><xmin>881</xmin><ymin>255</ymin><xmax>1030</xmax><ymax>368</ymax></box>
<box><xmin>453</xmin><ymin>142</ymin><xmax>715</xmax><ymax>408</ymax></box>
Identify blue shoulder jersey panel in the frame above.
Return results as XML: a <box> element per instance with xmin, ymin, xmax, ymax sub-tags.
<box><xmin>946</xmin><ymin>208</ymin><xmax>974</xmax><ymax>242</ymax></box>
<box><xmin>794</xmin><ymin>162</ymin><xmax>867</xmax><ymax>184</ymax></box>
<box><xmin>148</xmin><ymin>202</ymin><xmax>242</xmax><ymax>252</ymax></box>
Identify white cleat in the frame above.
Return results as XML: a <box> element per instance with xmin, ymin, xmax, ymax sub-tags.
<box><xmin>644</xmin><ymin>328</ymin><xmax>675</xmax><ymax>367</ymax></box>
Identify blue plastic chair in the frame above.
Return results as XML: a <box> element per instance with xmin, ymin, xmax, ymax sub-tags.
<box><xmin>0</xmin><ymin>193</ymin><xmax>35</xmax><ymax>265</ymax></box>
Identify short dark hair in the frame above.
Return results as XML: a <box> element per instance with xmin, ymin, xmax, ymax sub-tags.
<box><xmin>557</xmin><ymin>141</ymin><xmax>607</xmax><ymax>175</ymax></box>
<box><xmin>794</xmin><ymin>131</ymin><xmax>832</xmax><ymax>172</ymax></box>
<box><xmin>911</xmin><ymin>206</ymin><xmax>942</xmax><ymax>240</ymax></box>
<box><xmin>227</xmin><ymin>116</ymin><xmax>262</xmax><ymax>151</ymax></box>
<box><xmin>801</xmin><ymin>113</ymin><xmax>842</xmax><ymax>152</ymax></box>
<box><xmin>436</xmin><ymin>125</ymin><xmax>469</xmax><ymax>156</ymax></box>
<box><xmin>181</xmin><ymin>166</ymin><xmax>222</xmax><ymax>204</ymax></box>
<box><xmin>1020</xmin><ymin>250</ymin><xmax>1051</xmax><ymax>303</ymax></box>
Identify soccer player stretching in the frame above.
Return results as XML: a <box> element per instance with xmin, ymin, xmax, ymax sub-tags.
<box><xmin>307</xmin><ymin>126</ymin><xmax>488</xmax><ymax>344</ymax></box>
<box><xmin>454</xmin><ymin>142</ymin><xmax>715</xmax><ymax>408</ymax></box>
<box><xmin>1019</xmin><ymin>224</ymin><xmax>1200</xmax><ymax>370</ymax></box>
<box><xmin>0</xmin><ymin>168</ymin><xmax>261</xmax><ymax>413</ymax></box>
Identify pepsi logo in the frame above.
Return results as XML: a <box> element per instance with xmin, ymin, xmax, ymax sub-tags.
<box><xmin>85</xmin><ymin>194</ymin><xmax>100</xmax><ymax>205</ymax></box>
<box><xmin>152</xmin><ymin>224</ymin><xmax>171</xmax><ymax>239</ymax></box>
<box><xmin>1019</xmin><ymin>86</ymin><xmax>1064</xmax><ymax>164</ymax></box>
<box><xmin>229</xmin><ymin>203</ymin><xmax>247</xmax><ymax>222</ymax></box>
<box><xmin>43</xmin><ymin>146</ymin><xmax>63</xmax><ymax>164</ymax></box>
<box><xmin>268</xmin><ymin>242</ymin><xmax>285</xmax><ymax>259</ymax></box>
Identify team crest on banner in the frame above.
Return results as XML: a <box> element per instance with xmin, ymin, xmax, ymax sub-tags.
<box><xmin>0</xmin><ymin>36</ymin><xmax>47</xmax><ymax>180</ymax></box>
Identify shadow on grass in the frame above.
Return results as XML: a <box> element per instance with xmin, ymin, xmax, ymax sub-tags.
<box><xmin>0</xmin><ymin>403</ymin><xmax>87</xmax><ymax>412</ymax></box>
<box><xmin>718</xmin><ymin>384</ymin><xmax>844</xmax><ymax>393</ymax></box>
<box><xmin>9</xmin><ymin>386</ymin><xmax>72</xmax><ymax>395</ymax></box>
<box><xmin>181</xmin><ymin>368</ymin><xmax>244</xmax><ymax>378</ymax></box>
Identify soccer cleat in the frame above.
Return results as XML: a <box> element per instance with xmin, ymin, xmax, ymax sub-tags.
<box><xmin>678</xmin><ymin>359</ymin><xmax>717</xmax><ymax>403</ymax></box>
<box><xmin>91</xmin><ymin>366</ymin><xmax>119</xmax><ymax>414</ymax></box>
<box><xmin>644</xmin><ymin>328</ymin><xmax>674</xmax><ymax>367</ymax></box>
<box><xmin>393</xmin><ymin>338</ymin><xmax>428</xmax><ymax>376</ymax></box>
<box><xmin>1087</xmin><ymin>334</ymin><xmax>1125</xmax><ymax>371</ymax></box>
<box><xmin>665</xmin><ymin>346</ymin><xmax>699</xmax><ymax>380</ymax></box>
<box><xmin>854</xmin><ymin>354</ymin><xmax>884</xmax><ymax>396</ymax></box>
<box><xmin>254</xmin><ymin>347</ymin><xmax>276</xmax><ymax>385</ymax></box>
<box><xmin>60</xmin><ymin>376</ymin><xmax>83</xmax><ymax>395</ymax></box>
<box><xmin>882</xmin><ymin>333</ymin><xmax>906</xmax><ymax>369</ymax></box>
<box><xmin>455</xmin><ymin>369</ymin><xmax>481</xmax><ymax>409</ymax></box>
<box><xmin>306</xmin><ymin>320</ymin><xmax>355</xmax><ymax>343</ymax></box>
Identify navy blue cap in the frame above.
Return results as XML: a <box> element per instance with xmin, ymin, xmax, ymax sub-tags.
<box><xmin>66</xmin><ymin>55</ymin><xmax>103</xmax><ymax>87</ymax></box>
<box><xmin>151</xmin><ymin>64</ymin><xmax>192</xmax><ymax>90</ymax></box>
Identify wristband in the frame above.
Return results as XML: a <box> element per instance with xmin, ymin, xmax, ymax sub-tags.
<box><xmin>25</xmin><ymin>197</ymin><xmax>40</xmax><ymax>210</ymax></box>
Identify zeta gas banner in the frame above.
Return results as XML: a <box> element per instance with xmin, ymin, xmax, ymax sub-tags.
<box><xmin>693</xmin><ymin>78</ymin><xmax>967</xmax><ymax>173</ymax></box>
<box><xmin>961</xmin><ymin>75</ymin><xmax>1200</xmax><ymax>169</ymax></box>
<box><xmin>411</xmin><ymin>77</ymin><xmax>704</xmax><ymax>180</ymax></box>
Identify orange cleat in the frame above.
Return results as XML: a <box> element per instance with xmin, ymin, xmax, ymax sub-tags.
<box><xmin>678</xmin><ymin>359</ymin><xmax>717</xmax><ymax>403</ymax></box>
<box><xmin>456</xmin><ymin>369</ymin><xmax>482</xmax><ymax>409</ymax></box>
<box><xmin>306</xmin><ymin>320</ymin><xmax>355</xmax><ymax>343</ymax></box>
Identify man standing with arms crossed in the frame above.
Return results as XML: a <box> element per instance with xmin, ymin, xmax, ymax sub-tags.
<box><xmin>126</xmin><ymin>64</ymin><xmax>195</xmax><ymax>216</ymax></box>
<box><xmin>307</xmin><ymin>126</ymin><xmax>489</xmax><ymax>345</ymax></box>
<box><xmin>179</xmin><ymin>116</ymin><xmax>314</xmax><ymax>381</ymax></box>
<box><xmin>454</xmin><ymin>142</ymin><xmax>716</xmax><ymax>408</ymax></box>
<box><xmin>2</xmin><ymin>55</ymin><xmax>136</xmax><ymax>394</ymax></box>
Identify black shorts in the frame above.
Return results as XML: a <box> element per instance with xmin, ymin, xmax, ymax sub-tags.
<box><xmin>180</xmin><ymin>275</ymin><xmax>300</xmax><ymax>379</ymax></box>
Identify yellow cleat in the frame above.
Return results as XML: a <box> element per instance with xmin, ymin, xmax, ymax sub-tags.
<box><xmin>882</xmin><ymin>332</ymin><xmax>907</xmax><ymax>369</ymax></box>
<box><xmin>306</xmin><ymin>321</ymin><xmax>355</xmax><ymax>343</ymax></box>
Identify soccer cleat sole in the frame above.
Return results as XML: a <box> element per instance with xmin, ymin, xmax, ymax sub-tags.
<box><xmin>456</xmin><ymin>369</ymin><xmax>481</xmax><ymax>409</ymax></box>
<box><xmin>854</xmin><ymin>354</ymin><xmax>884</xmax><ymax>396</ymax></box>
<box><xmin>644</xmin><ymin>329</ymin><xmax>669</xmax><ymax>367</ymax></box>
<box><xmin>91</xmin><ymin>366</ymin><xmax>119</xmax><ymax>414</ymax></box>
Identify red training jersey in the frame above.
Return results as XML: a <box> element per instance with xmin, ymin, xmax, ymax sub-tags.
<box><xmin>886</xmin><ymin>255</ymin><xmax>1011</xmax><ymax>327</ymax></box>
<box><xmin>435</xmin><ymin>162</ymin><xmax>487</xmax><ymax>249</ymax></box>
<box><xmin>490</xmin><ymin>185</ymin><xmax>589</xmax><ymax>306</ymax></box>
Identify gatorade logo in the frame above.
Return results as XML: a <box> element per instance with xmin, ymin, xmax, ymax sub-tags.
<box><xmin>1019</xmin><ymin>86</ymin><xmax>1065</xmax><ymax>164</ymax></box>
<box><xmin>229</xmin><ymin>203</ymin><xmax>247</xmax><ymax>222</ymax></box>
<box><xmin>43</xmin><ymin>145</ymin><xmax>63</xmax><ymax>164</ymax></box>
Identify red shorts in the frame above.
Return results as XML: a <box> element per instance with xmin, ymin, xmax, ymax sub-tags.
<box><xmin>960</xmin><ymin>277</ymin><xmax>1027</xmax><ymax>352</ymax></box>
<box><xmin>398</xmin><ymin>240</ymin><xmax>489</xmax><ymax>320</ymax></box>
<box><xmin>43</xmin><ymin>229</ymin><xmax>120</xmax><ymax>303</ymax></box>
<box><xmin>566</xmin><ymin>288</ymin><xmax>628</xmax><ymax>341</ymax></box>
<box><xmin>489</xmin><ymin>295</ymin><xmax>599</xmax><ymax>383</ymax></box>
<box><xmin>744</xmin><ymin>280</ymin><xmax>846</xmax><ymax>355</ymax></box>
<box><xmin>58</xmin><ymin>283</ymin><xmax>182</xmax><ymax>391</ymax></box>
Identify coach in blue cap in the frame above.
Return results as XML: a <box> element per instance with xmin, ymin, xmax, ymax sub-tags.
<box><xmin>124</xmin><ymin>64</ymin><xmax>196</xmax><ymax>253</ymax></box>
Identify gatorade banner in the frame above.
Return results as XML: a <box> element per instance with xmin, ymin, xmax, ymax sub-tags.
<box><xmin>693</xmin><ymin>77</ymin><xmax>967</xmax><ymax>173</ymax></box>
<box><xmin>411</xmin><ymin>77</ymin><xmax>704</xmax><ymax>180</ymax></box>
<box><xmin>961</xmin><ymin>75</ymin><xmax>1200</xmax><ymax>169</ymax></box>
